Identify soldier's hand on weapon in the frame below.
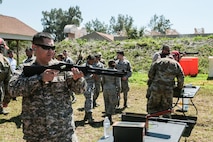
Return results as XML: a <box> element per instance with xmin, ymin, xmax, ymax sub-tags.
<box><xmin>41</xmin><ymin>69</ymin><xmax>59</xmax><ymax>82</ymax></box>
<box><xmin>3</xmin><ymin>102</ymin><xmax>8</xmax><ymax>108</ymax></box>
<box><xmin>92</xmin><ymin>74</ymin><xmax>99</xmax><ymax>80</ymax></box>
<box><xmin>180</xmin><ymin>52</ymin><xmax>186</xmax><ymax>57</ymax></box>
<box><xmin>71</xmin><ymin>67</ymin><xmax>84</xmax><ymax>80</ymax></box>
<box><xmin>122</xmin><ymin>76</ymin><xmax>127</xmax><ymax>81</ymax></box>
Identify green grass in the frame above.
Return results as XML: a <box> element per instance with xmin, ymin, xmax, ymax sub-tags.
<box><xmin>1</xmin><ymin>73</ymin><xmax>213</xmax><ymax>142</ymax></box>
<box><xmin>130</xmin><ymin>72</ymin><xmax>213</xmax><ymax>88</ymax></box>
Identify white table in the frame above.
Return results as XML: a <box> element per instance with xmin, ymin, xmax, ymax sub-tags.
<box><xmin>98</xmin><ymin>121</ymin><xmax>186</xmax><ymax>142</ymax></box>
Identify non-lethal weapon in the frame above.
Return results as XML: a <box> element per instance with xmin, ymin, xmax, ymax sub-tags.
<box><xmin>179</xmin><ymin>51</ymin><xmax>199</xmax><ymax>55</ymax></box>
<box><xmin>23</xmin><ymin>62</ymin><xmax>127</xmax><ymax>77</ymax></box>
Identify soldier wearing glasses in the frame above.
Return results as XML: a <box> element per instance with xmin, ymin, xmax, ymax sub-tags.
<box><xmin>8</xmin><ymin>32</ymin><xmax>86</xmax><ymax>142</ymax></box>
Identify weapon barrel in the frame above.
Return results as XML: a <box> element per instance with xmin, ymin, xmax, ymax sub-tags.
<box><xmin>180</xmin><ymin>52</ymin><xmax>199</xmax><ymax>55</ymax></box>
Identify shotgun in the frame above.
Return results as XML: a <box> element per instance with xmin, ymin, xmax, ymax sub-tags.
<box><xmin>23</xmin><ymin>62</ymin><xmax>127</xmax><ymax>77</ymax></box>
<box><xmin>179</xmin><ymin>51</ymin><xmax>199</xmax><ymax>55</ymax></box>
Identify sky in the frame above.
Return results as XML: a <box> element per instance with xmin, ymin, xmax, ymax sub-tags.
<box><xmin>0</xmin><ymin>0</ymin><xmax>212</xmax><ymax>34</ymax></box>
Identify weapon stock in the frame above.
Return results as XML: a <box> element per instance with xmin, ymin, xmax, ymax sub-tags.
<box><xmin>23</xmin><ymin>62</ymin><xmax>127</xmax><ymax>77</ymax></box>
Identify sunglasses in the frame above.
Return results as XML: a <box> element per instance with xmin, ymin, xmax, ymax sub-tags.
<box><xmin>35</xmin><ymin>44</ymin><xmax>55</xmax><ymax>50</ymax></box>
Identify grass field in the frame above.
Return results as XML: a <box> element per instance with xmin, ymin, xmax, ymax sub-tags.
<box><xmin>0</xmin><ymin>73</ymin><xmax>213</xmax><ymax>142</ymax></box>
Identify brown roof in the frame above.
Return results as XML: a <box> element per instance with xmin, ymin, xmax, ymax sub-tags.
<box><xmin>96</xmin><ymin>32</ymin><xmax>114</xmax><ymax>41</ymax></box>
<box><xmin>80</xmin><ymin>32</ymin><xmax>114</xmax><ymax>41</ymax></box>
<box><xmin>0</xmin><ymin>14</ymin><xmax>37</xmax><ymax>40</ymax></box>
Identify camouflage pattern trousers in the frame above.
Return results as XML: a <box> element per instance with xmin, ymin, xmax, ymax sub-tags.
<box><xmin>147</xmin><ymin>87</ymin><xmax>173</xmax><ymax>116</ymax></box>
<box><xmin>84</xmin><ymin>85</ymin><xmax>95</xmax><ymax>112</ymax></box>
<box><xmin>93</xmin><ymin>81</ymin><xmax>101</xmax><ymax>101</ymax></box>
<box><xmin>120</xmin><ymin>80</ymin><xmax>129</xmax><ymax>101</ymax></box>
<box><xmin>103</xmin><ymin>88</ymin><xmax>118</xmax><ymax>115</ymax></box>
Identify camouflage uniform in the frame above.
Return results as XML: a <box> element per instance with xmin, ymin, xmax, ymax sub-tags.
<box><xmin>8</xmin><ymin>59</ymin><xmax>86</xmax><ymax>142</ymax></box>
<box><xmin>83</xmin><ymin>62</ymin><xmax>95</xmax><ymax>113</ymax></box>
<box><xmin>152</xmin><ymin>51</ymin><xmax>168</xmax><ymax>62</ymax></box>
<box><xmin>93</xmin><ymin>60</ymin><xmax>104</xmax><ymax>107</ymax></box>
<box><xmin>63</xmin><ymin>55</ymin><xmax>76</xmax><ymax>104</ymax></box>
<box><xmin>147</xmin><ymin>47</ymin><xmax>170</xmax><ymax>99</ymax></box>
<box><xmin>0</xmin><ymin>53</ymin><xmax>12</xmax><ymax>113</ymax></box>
<box><xmin>23</xmin><ymin>56</ymin><xmax>36</xmax><ymax>64</ymax></box>
<box><xmin>102</xmin><ymin>67</ymin><xmax>121</xmax><ymax>115</ymax></box>
<box><xmin>146</xmin><ymin>52</ymin><xmax>164</xmax><ymax>99</ymax></box>
<box><xmin>147</xmin><ymin>57</ymin><xmax>184</xmax><ymax>117</ymax></box>
<box><xmin>152</xmin><ymin>45</ymin><xmax>170</xmax><ymax>63</ymax></box>
<box><xmin>115</xmin><ymin>58</ymin><xmax>132</xmax><ymax>107</ymax></box>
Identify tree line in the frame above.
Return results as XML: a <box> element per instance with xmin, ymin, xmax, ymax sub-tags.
<box><xmin>41</xmin><ymin>6</ymin><xmax>172</xmax><ymax>41</ymax></box>
<box><xmin>0</xmin><ymin>1</ymin><xmax>172</xmax><ymax>41</ymax></box>
<box><xmin>40</xmin><ymin>6</ymin><xmax>173</xmax><ymax>41</ymax></box>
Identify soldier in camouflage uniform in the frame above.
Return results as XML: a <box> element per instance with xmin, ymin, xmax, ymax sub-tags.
<box><xmin>8</xmin><ymin>32</ymin><xmax>86</xmax><ymax>142</ymax></box>
<box><xmin>146</xmin><ymin>45</ymin><xmax>171</xmax><ymax>99</ymax></box>
<box><xmin>147</xmin><ymin>53</ymin><xmax>184</xmax><ymax>118</ymax></box>
<box><xmin>0</xmin><ymin>38</ymin><xmax>12</xmax><ymax>115</ymax></box>
<box><xmin>93</xmin><ymin>53</ymin><xmax>104</xmax><ymax>108</ymax></box>
<box><xmin>23</xmin><ymin>47</ymin><xmax>36</xmax><ymax>63</ymax></box>
<box><xmin>102</xmin><ymin>60</ymin><xmax>121</xmax><ymax>123</ymax></box>
<box><xmin>115</xmin><ymin>51</ymin><xmax>132</xmax><ymax>108</ymax></box>
<box><xmin>152</xmin><ymin>45</ymin><xmax>170</xmax><ymax>62</ymax></box>
<box><xmin>62</xmin><ymin>50</ymin><xmax>76</xmax><ymax>104</ymax></box>
<box><xmin>82</xmin><ymin>55</ymin><xmax>96</xmax><ymax>123</ymax></box>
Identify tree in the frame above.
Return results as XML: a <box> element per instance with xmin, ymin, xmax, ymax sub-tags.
<box><xmin>148</xmin><ymin>14</ymin><xmax>172</xmax><ymax>34</ymax></box>
<box><xmin>41</xmin><ymin>6</ymin><xmax>83</xmax><ymax>41</ymax></box>
<box><xmin>109</xmin><ymin>14</ymin><xmax>134</xmax><ymax>37</ymax></box>
<box><xmin>85</xmin><ymin>18</ymin><xmax>108</xmax><ymax>34</ymax></box>
<box><xmin>127</xmin><ymin>27</ymin><xmax>138</xmax><ymax>39</ymax></box>
<box><xmin>138</xmin><ymin>26</ymin><xmax>146</xmax><ymax>37</ymax></box>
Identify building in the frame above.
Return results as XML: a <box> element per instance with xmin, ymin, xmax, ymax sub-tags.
<box><xmin>80</xmin><ymin>32</ymin><xmax>114</xmax><ymax>42</ymax></box>
<box><xmin>0</xmin><ymin>14</ymin><xmax>37</xmax><ymax>64</ymax></box>
<box><xmin>64</xmin><ymin>24</ymin><xmax>87</xmax><ymax>39</ymax></box>
<box><xmin>0</xmin><ymin>14</ymin><xmax>37</xmax><ymax>40</ymax></box>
